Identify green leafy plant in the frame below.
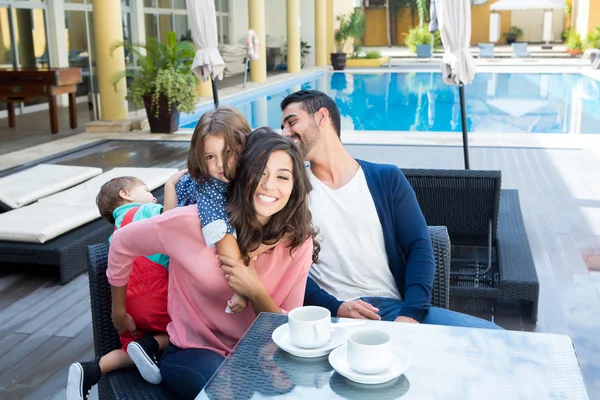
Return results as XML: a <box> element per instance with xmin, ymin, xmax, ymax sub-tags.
<box><xmin>566</xmin><ymin>30</ymin><xmax>583</xmax><ymax>50</ymax></box>
<box><xmin>112</xmin><ymin>31</ymin><xmax>198</xmax><ymax>116</ymax></box>
<box><xmin>503</xmin><ymin>26</ymin><xmax>523</xmax><ymax>43</ymax></box>
<box><xmin>335</xmin><ymin>9</ymin><xmax>366</xmax><ymax>57</ymax></box>
<box><xmin>283</xmin><ymin>39</ymin><xmax>312</xmax><ymax>67</ymax></box>
<box><xmin>356</xmin><ymin>50</ymin><xmax>383</xmax><ymax>59</ymax></box>
<box><xmin>403</xmin><ymin>25</ymin><xmax>437</xmax><ymax>53</ymax></box>
<box><xmin>585</xmin><ymin>25</ymin><xmax>600</xmax><ymax>49</ymax></box>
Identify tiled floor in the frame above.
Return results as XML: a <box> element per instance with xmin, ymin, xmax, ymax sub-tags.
<box><xmin>1</xmin><ymin>139</ymin><xmax>599</xmax><ymax>399</ymax></box>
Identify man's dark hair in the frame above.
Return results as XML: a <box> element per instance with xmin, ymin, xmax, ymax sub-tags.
<box><xmin>280</xmin><ymin>90</ymin><xmax>341</xmax><ymax>138</ymax></box>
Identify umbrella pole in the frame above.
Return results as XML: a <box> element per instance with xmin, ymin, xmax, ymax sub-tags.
<box><xmin>459</xmin><ymin>83</ymin><xmax>470</xmax><ymax>170</ymax></box>
<box><xmin>211</xmin><ymin>77</ymin><xmax>219</xmax><ymax>109</ymax></box>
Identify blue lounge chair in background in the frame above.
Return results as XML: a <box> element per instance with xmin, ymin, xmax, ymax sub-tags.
<box><xmin>478</xmin><ymin>43</ymin><xmax>494</xmax><ymax>58</ymax></box>
<box><xmin>512</xmin><ymin>43</ymin><xmax>531</xmax><ymax>58</ymax></box>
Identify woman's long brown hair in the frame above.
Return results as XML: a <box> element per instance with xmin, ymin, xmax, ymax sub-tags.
<box><xmin>227</xmin><ymin>127</ymin><xmax>320</xmax><ymax>263</ymax></box>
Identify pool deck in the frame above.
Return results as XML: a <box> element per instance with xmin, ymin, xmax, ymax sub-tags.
<box><xmin>1</xmin><ymin>131</ymin><xmax>600</xmax><ymax>399</ymax></box>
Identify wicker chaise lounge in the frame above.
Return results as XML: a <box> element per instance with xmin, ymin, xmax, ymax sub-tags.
<box><xmin>86</xmin><ymin>226</ymin><xmax>452</xmax><ymax>399</ymax></box>
<box><xmin>402</xmin><ymin>169</ymin><xmax>540</xmax><ymax>323</ymax></box>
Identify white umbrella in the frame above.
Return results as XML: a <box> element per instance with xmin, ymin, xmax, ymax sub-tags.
<box><xmin>186</xmin><ymin>0</ymin><xmax>225</xmax><ymax>107</ymax></box>
<box><xmin>431</xmin><ymin>0</ymin><xmax>476</xmax><ymax>169</ymax></box>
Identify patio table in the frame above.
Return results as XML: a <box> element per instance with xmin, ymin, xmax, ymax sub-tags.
<box><xmin>195</xmin><ymin>313</ymin><xmax>588</xmax><ymax>400</ymax></box>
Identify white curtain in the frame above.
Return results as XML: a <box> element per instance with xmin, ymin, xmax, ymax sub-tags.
<box><xmin>436</xmin><ymin>0</ymin><xmax>477</xmax><ymax>85</ymax></box>
<box><xmin>186</xmin><ymin>0</ymin><xmax>225</xmax><ymax>81</ymax></box>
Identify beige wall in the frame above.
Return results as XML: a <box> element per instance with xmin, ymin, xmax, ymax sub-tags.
<box><xmin>363</xmin><ymin>1</ymin><xmax>528</xmax><ymax>46</ymax></box>
<box><xmin>471</xmin><ymin>0</ymin><xmax>511</xmax><ymax>44</ymax></box>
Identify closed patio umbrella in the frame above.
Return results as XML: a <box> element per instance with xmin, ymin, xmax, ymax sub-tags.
<box><xmin>186</xmin><ymin>0</ymin><xmax>225</xmax><ymax>108</ymax></box>
<box><xmin>430</xmin><ymin>0</ymin><xmax>477</xmax><ymax>169</ymax></box>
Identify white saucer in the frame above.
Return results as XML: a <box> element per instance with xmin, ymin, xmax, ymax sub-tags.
<box><xmin>272</xmin><ymin>323</ymin><xmax>345</xmax><ymax>358</ymax></box>
<box><xmin>328</xmin><ymin>344</ymin><xmax>411</xmax><ymax>385</ymax></box>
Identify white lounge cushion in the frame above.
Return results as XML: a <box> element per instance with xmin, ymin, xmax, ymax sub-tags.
<box><xmin>0</xmin><ymin>167</ymin><xmax>179</xmax><ymax>243</ymax></box>
<box><xmin>38</xmin><ymin>167</ymin><xmax>179</xmax><ymax>207</ymax></box>
<box><xmin>0</xmin><ymin>164</ymin><xmax>103</xmax><ymax>209</ymax></box>
<box><xmin>0</xmin><ymin>203</ymin><xmax>101</xmax><ymax>243</ymax></box>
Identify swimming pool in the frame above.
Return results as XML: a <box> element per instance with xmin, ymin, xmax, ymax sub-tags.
<box><xmin>179</xmin><ymin>71</ymin><xmax>600</xmax><ymax>134</ymax></box>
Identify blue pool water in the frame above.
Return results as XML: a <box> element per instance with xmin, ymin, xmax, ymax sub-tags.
<box><xmin>180</xmin><ymin>72</ymin><xmax>600</xmax><ymax>134</ymax></box>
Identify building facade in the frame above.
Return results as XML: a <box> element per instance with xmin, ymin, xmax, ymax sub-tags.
<box><xmin>0</xmin><ymin>0</ymin><xmax>354</xmax><ymax>120</ymax></box>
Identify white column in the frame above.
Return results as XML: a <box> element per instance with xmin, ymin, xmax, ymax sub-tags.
<box><xmin>47</xmin><ymin>0</ymin><xmax>69</xmax><ymax>106</ymax></box>
<box><xmin>130</xmin><ymin>0</ymin><xmax>147</xmax><ymax>48</ymax></box>
<box><xmin>489</xmin><ymin>12</ymin><xmax>500</xmax><ymax>43</ymax></box>
<box><xmin>542</xmin><ymin>10</ymin><xmax>553</xmax><ymax>44</ymax></box>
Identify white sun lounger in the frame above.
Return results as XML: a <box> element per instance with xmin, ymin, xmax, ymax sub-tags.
<box><xmin>0</xmin><ymin>164</ymin><xmax>102</xmax><ymax>211</ymax></box>
<box><xmin>0</xmin><ymin>167</ymin><xmax>178</xmax><ymax>244</ymax></box>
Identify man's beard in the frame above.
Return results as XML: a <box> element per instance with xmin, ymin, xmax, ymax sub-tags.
<box><xmin>296</xmin><ymin>125</ymin><xmax>319</xmax><ymax>158</ymax></box>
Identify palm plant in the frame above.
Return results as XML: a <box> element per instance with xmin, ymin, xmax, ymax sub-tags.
<box><xmin>335</xmin><ymin>9</ymin><xmax>366</xmax><ymax>57</ymax></box>
<box><xmin>112</xmin><ymin>31</ymin><xmax>198</xmax><ymax>117</ymax></box>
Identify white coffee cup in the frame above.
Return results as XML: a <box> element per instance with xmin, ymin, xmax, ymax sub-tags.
<box><xmin>288</xmin><ymin>306</ymin><xmax>332</xmax><ymax>348</ymax></box>
<box><xmin>347</xmin><ymin>328</ymin><xmax>393</xmax><ymax>374</ymax></box>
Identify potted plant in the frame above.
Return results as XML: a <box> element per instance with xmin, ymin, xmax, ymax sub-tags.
<box><xmin>503</xmin><ymin>26</ymin><xmax>523</xmax><ymax>45</ymax></box>
<box><xmin>566</xmin><ymin>30</ymin><xmax>584</xmax><ymax>56</ymax></box>
<box><xmin>331</xmin><ymin>9</ymin><xmax>365</xmax><ymax>70</ymax></box>
<box><xmin>281</xmin><ymin>38</ymin><xmax>312</xmax><ymax>68</ymax></box>
<box><xmin>112</xmin><ymin>31</ymin><xmax>198</xmax><ymax>133</ymax></box>
<box><xmin>403</xmin><ymin>25</ymin><xmax>438</xmax><ymax>57</ymax></box>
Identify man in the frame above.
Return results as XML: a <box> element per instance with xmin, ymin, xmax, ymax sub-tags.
<box><xmin>280</xmin><ymin>90</ymin><xmax>498</xmax><ymax>328</ymax></box>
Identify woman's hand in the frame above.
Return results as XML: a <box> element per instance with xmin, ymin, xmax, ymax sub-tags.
<box><xmin>219</xmin><ymin>255</ymin><xmax>265</xmax><ymax>300</ymax></box>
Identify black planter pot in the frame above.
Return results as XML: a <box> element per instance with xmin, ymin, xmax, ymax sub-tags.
<box><xmin>506</xmin><ymin>38</ymin><xmax>516</xmax><ymax>45</ymax></box>
<box><xmin>330</xmin><ymin>53</ymin><xmax>347</xmax><ymax>71</ymax></box>
<box><xmin>143</xmin><ymin>94</ymin><xmax>180</xmax><ymax>133</ymax></box>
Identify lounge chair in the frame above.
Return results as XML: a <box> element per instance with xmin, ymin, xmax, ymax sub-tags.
<box><xmin>0</xmin><ymin>167</ymin><xmax>178</xmax><ymax>283</ymax></box>
<box><xmin>511</xmin><ymin>43</ymin><xmax>531</xmax><ymax>58</ymax></box>
<box><xmin>478</xmin><ymin>43</ymin><xmax>495</xmax><ymax>58</ymax></box>
<box><xmin>582</xmin><ymin>48</ymin><xmax>600</xmax><ymax>69</ymax></box>
<box><xmin>402</xmin><ymin>169</ymin><xmax>540</xmax><ymax>323</ymax></box>
<box><xmin>85</xmin><ymin>225</ymin><xmax>451</xmax><ymax>398</ymax></box>
<box><xmin>0</xmin><ymin>164</ymin><xmax>102</xmax><ymax>212</ymax></box>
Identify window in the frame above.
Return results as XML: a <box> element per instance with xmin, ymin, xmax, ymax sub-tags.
<box><xmin>143</xmin><ymin>0</ymin><xmax>187</xmax><ymax>44</ymax></box>
<box><xmin>214</xmin><ymin>0</ymin><xmax>230</xmax><ymax>44</ymax></box>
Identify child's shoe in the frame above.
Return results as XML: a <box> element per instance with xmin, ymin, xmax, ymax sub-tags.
<box><xmin>127</xmin><ymin>335</ymin><xmax>162</xmax><ymax>384</ymax></box>
<box><xmin>66</xmin><ymin>361</ymin><xmax>100</xmax><ymax>400</ymax></box>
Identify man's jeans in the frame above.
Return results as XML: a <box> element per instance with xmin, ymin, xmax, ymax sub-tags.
<box><xmin>160</xmin><ymin>342</ymin><xmax>225</xmax><ymax>399</ymax></box>
<box><xmin>361</xmin><ymin>297</ymin><xmax>502</xmax><ymax>330</ymax></box>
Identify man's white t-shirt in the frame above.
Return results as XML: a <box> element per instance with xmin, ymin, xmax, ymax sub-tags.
<box><xmin>307</xmin><ymin>166</ymin><xmax>401</xmax><ymax>301</ymax></box>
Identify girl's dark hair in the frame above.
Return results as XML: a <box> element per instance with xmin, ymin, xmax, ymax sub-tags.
<box><xmin>96</xmin><ymin>176</ymin><xmax>145</xmax><ymax>224</ymax></box>
<box><xmin>227</xmin><ymin>127</ymin><xmax>320</xmax><ymax>263</ymax></box>
<box><xmin>187</xmin><ymin>106</ymin><xmax>251</xmax><ymax>182</ymax></box>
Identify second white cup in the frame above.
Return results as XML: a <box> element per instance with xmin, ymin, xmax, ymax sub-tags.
<box><xmin>288</xmin><ymin>306</ymin><xmax>332</xmax><ymax>348</ymax></box>
<box><xmin>347</xmin><ymin>328</ymin><xmax>393</xmax><ymax>374</ymax></box>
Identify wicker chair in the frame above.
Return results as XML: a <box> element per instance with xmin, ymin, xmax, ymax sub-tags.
<box><xmin>87</xmin><ymin>244</ymin><xmax>178</xmax><ymax>400</ymax></box>
<box><xmin>402</xmin><ymin>169</ymin><xmax>539</xmax><ymax>323</ymax></box>
<box><xmin>86</xmin><ymin>226</ymin><xmax>450</xmax><ymax>399</ymax></box>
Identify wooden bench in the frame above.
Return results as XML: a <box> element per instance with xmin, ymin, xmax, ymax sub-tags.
<box><xmin>0</xmin><ymin>68</ymin><xmax>82</xmax><ymax>134</ymax></box>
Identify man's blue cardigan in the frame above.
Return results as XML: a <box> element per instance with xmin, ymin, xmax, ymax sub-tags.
<box><xmin>304</xmin><ymin>159</ymin><xmax>435</xmax><ymax>322</ymax></box>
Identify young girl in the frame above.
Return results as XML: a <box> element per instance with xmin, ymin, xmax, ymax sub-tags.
<box><xmin>67</xmin><ymin>171</ymin><xmax>186</xmax><ymax>400</ymax></box>
<box><xmin>166</xmin><ymin>106</ymin><xmax>255</xmax><ymax>314</ymax></box>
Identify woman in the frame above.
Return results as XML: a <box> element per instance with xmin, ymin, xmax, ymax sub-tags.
<box><xmin>107</xmin><ymin>127</ymin><xmax>317</xmax><ymax>399</ymax></box>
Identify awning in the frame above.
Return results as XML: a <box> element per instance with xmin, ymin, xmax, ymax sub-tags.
<box><xmin>490</xmin><ymin>0</ymin><xmax>564</xmax><ymax>11</ymax></box>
